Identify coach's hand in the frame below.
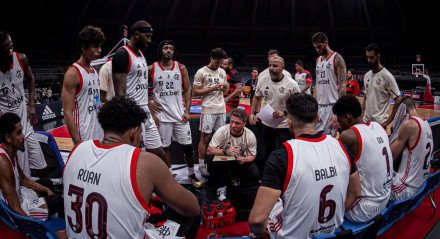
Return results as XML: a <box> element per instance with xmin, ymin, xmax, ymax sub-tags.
<box><xmin>249</xmin><ymin>113</ymin><xmax>259</xmax><ymax>125</ymax></box>
<box><xmin>273</xmin><ymin>110</ymin><xmax>285</xmax><ymax>118</ymax></box>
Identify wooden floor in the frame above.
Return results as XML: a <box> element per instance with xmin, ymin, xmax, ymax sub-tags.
<box><xmin>54</xmin><ymin>97</ymin><xmax>440</xmax><ymax>152</ymax></box>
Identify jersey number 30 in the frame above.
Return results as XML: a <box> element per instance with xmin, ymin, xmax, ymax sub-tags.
<box><xmin>67</xmin><ymin>184</ymin><xmax>108</xmax><ymax>239</ymax></box>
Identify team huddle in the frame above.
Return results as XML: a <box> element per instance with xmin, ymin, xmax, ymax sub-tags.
<box><xmin>0</xmin><ymin>19</ymin><xmax>434</xmax><ymax>239</ymax></box>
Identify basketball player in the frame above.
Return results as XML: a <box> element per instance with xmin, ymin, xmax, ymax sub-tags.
<box><xmin>112</xmin><ymin>20</ymin><xmax>166</xmax><ymax>163</ymax></box>
<box><xmin>346</xmin><ymin>69</ymin><xmax>360</xmax><ymax>96</ymax></box>
<box><xmin>62</xmin><ymin>25</ymin><xmax>104</xmax><ymax>145</ymax></box>
<box><xmin>294</xmin><ymin>60</ymin><xmax>313</xmax><ymax>94</ymax></box>
<box><xmin>363</xmin><ymin>43</ymin><xmax>402</xmax><ymax>128</ymax></box>
<box><xmin>333</xmin><ymin>96</ymin><xmax>392</xmax><ymax>223</ymax></box>
<box><xmin>390</xmin><ymin>96</ymin><xmax>433</xmax><ymax>200</ymax></box>
<box><xmin>192</xmin><ymin>48</ymin><xmax>229</xmax><ymax>178</ymax></box>
<box><xmin>0</xmin><ymin>113</ymin><xmax>64</xmax><ymax>221</ymax></box>
<box><xmin>249</xmin><ymin>56</ymin><xmax>300</xmax><ymax>169</ymax></box>
<box><xmin>149</xmin><ymin>40</ymin><xmax>201</xmax><ymax>187</ymax></box>
<box><xmin>249</xmin><ymin>93</ymin><xmax>355</xmax><ymax>238</ymax></box>
<box><xmin>312</xmin><ymin>32</ymin><xmax>347</xmax><ymax>136</ymax></box>
<box><xmin>258</xmin><ymin>49</ymin><xmax>292</xmax><ymax>80</ymax></box>
<box><xmin>0</xmin><ymin>31</ymin><xmax>47</xmax><ymax>177</ymax></box>
<box><xmin>244</xmin><ymin>67</ymin><xmax>259</xmax><ymax>102</ymax></box>
<box><xmin>63</xmin><ymin>97</ymin><xmax>200</xmax><ymax>238</ymax></box>
<box><xmin>221</xmin><ymin>57</ymin><xmax>242</xmax><ymax>109</ymax></box>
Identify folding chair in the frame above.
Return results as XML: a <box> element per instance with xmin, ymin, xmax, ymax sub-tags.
<box><xmin>378</xmin><ymin>196</ymin><xmax>413</xmax><ymax>235</ymax></box>
<box><xmin>342</xmin><ymin>209</ymin><xmax>386</xmax><ymax>239</ymax></box>
<box><xmin>312</xmin><ymin>229</ymin><xmax>353</xmax><ymax>239</ymax></box>
<box><xmin>0</xmin><ymin>198</ymin><xmax>65</xmax><ymax>239</ymax></box>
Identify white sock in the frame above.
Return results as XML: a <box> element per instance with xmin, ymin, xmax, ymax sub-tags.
<box><xmin>188</xmin><ymin>167</ymin><xmax>195</xmax><ymax>175</ymax></box>
<box><xmin>198</xmin><ymin>159</ymin><xmax>205</xmax><ymax>167</ymax></box>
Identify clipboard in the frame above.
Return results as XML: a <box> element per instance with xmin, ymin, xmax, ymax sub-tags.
<box><xmin>213</xmin><ymin>155</ymin><xmax>236</xmax><ymax>161</ymax></box>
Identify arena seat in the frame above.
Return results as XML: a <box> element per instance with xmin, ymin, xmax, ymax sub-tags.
<box><xmin>341</xmin><ymin>210</ymin><xmax>385</xmax><ymax>239</ymax></box>
<box><xmin>424</xmin><ymin>170</ymin><xmax>440</xmax><ymax>214</ymax></box>
<box><xmin>312</xmin><ymin>229</ymin><xmax>353</xmax><ymax>239</ymax></box>
<box><xmin>0</xmin><ymin>199</ymin><xmax>65</xmax><ymax>239</ymax></box>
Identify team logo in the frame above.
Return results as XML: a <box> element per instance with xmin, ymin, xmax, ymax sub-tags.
<box><xmin>15</xmin><ymin>70</ymin><xmax>22</xmax><ymax>79</ymax></box>
<box><xmin>326</xmin><ymin>63</ymin><xmax>331</xmax><ymax>69</ymax></box>
<box><xmin>214</xmin><ymin>78</ymin><xmax>220</xmax><ymax>84</ymax></box>
<box><xmin>279</xmin><ymin>87</ymin><xmax>285</xmax><ymax>94</ymax></box>
<box><xmin>376</xmin><ymin>79</ymin><xmax>382</xmax><ymax>86</ymax></box>
<box><xmin>219</xmin><ymin>73</ymin><xmax>225</xmax><ymax>79</ymax></box>
<box><xmin>42</xmin><ymin>105</ymin><xmax>56</xmax><ymax>120</ymax></box>
<box><xmin>173</xmin><ymin>73</ymin><xmax>180</xmax><ymax>81</ymax></box>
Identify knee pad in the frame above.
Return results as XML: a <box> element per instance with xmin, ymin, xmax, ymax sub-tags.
<box><xmin>182</xmin><ymin>144</ymin><xmax>194</xmax><ymax>156</ymax></box>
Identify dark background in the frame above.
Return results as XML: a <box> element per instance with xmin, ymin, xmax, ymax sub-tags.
<box><xmin>1</xmin><ymin>0</ymin><xmax>438</xmax><ymax>93</ymax></box>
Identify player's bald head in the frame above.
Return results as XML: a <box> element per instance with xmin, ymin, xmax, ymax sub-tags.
<box><xmin>269</xmin><ymin>56</ymin><xmax>284</xmax><ymax>68</ymax></box>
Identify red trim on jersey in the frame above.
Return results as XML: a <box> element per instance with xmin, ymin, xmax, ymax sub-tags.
<box><xmin>296</xmin><ymin>134</ymin><xmax>326</xmax><ymax>142</ymax></box>
<box><xmin>130</xmin><ymin>148</ymin><xmax>151</xmax><ymax>213</ymax></box>
<box><xmin>70</xmin><ymin>65</ymin><xmax>83</xmax><ymax>96</ymax></box>
<box><xmin>351</xmin><ymin>126</ymin><xmax>363</xmax><ymax>164</ymax></box>
<box><xmin>14</xmin><ymin>53</ymin><xmax>25</xmax><ymax>75</ymax></box>
<box><xmin>337</xmin><ymin>139</ymin><xmax>352</xmax><ymax>170</ymax></box>
<box><xmin>157</xmin><ymin>61</ymin><xmax>165</xmax><ymax>71</ymax></box>
<box><xmin>177</xmin><ymin>62</ymin><xmax>183</xmax><ymax>85</ymax></box>
<box><xmin>64</xmin><ymin>142</ymin><xmax>82</xmax><ymax>175</ymax></box>
<box><xmin>92</xmin><ymin>140</ymin><xmax>122</xmax><ymax>149</ymax></box>
<box><xmin>75</xmin><ymin>61</ymin><xmax>92</xmax><ymax>73</ymax></box>
<box><xmin>325</xmin><ymin>51</ymin><xmax>337</xmax><ymax>61</ymax></box>
<box><xmin>122</xmin><ymin>46</ymin><xmax>134</xmax><ymax>74</ymax></box>
<box><xmin>408</xmin><ymin>116</ymin><xmax>422</xmax><ymax>151</ymax></box>
<box><xmin>282</xmin><ymin>142</ymin><xmax>294</xmax><ymax>192</ymax></box>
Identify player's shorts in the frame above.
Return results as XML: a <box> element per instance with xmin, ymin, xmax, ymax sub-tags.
<box><xmin>390</xmin><ymin>180</ymin><xmax>419</xmax><ymax>201</ymax></box>
<box><xmin>345</xmin><ymin>197</ymin><xmax>389</xmax><ymax>223</ymax></box>
<box><xmin>20</xmin><ymin>187</ymin><xmax>48</xmax><ymax>220</ymax></box>
<box><xmin>140</xmin><ymin>105</ymin><xmax>163</xmax><ymax>149</ymax></box>
<box><xmin>316</xmin><ymin>104</ymin><xmax>338</xmax><ymax>136</ymax></box>
<box><xmin>199</xmin><ymin>113</ymin><xmax>226</xmax><ymax>134</ymax></box>
<box><xmin>17</xmin><ymin>130</ymin><xmax>47</xmax><ymax>176</ymax></box>
<box><xmin>158</xmin><ymin>121</ymin><xmax>192</xmax><ymax>147</ymax></box>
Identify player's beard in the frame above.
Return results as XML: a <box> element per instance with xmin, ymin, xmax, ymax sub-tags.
<box><xmin>319</xmin><ymin>48</ymin><xmax>328</xmax><ymax>56</ymax></box>
<box><xmin>369</xmin><ymin>61</ymin><xmax>378</xmax><ymax>70</ymax></box>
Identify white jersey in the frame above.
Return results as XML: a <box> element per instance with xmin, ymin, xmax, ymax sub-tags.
<box><xmin>350</xmin><ymin>123</ymin><xmax>392</xmax><ymax>212</ymax></box>
<box><xmin>315</xmin><ymin>52</ymin><xmax>339</xmax><ymax>105</ymax></box>
<box><xmin>279</xmin><ymin>135</ymin><xmax>351</xmax><ymax>238</ymax></box>
<box><xmin>0</xmin><ymin>52</ymin><xmax>32</xmax><ymax>137</ymax></box>
<box><xmin>152</xmin><ymin>61</ymin><xmax>185</xmax><ymax>122</ymax></box>
<box><xmin>0</xmin><ymin>146</ymin><xmax>20</xmax><ymax>201</ymax></box>
<box><xmin>122</xmin><ymin>46</ymin><xmax>149</xmax><ymax>107</ymax></box>
<box><xmin>294</xmin><ymin>70</ymin><xmax>312</xmax><ymax>95</ymax></box>
<box><xmin>70</xmin><ymin>63</ymin><xmax>103</xmax><ymax>141</ymax></box>
<box><xmin>63</xmin><ymin>140</ymin><xmax>150</xmax><ymax>239</ymax></box>
<box><xmin>392</xmin><ymin>116</ymin><xmax>433</xmax><ymax>195</ymax></box>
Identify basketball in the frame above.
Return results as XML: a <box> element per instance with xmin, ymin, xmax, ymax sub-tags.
<box><xmin>243</xmin><ymin>86</ymin><xmax>252</xmax><ymax>95</ymax></box>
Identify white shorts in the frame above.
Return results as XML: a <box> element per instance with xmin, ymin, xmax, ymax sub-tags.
<box><xmin>390</xmin><ymin>180</ymin><xmax>419</xmax><ymax>201</ymax></box>
<box><xmin>17</xmin><ymin>130</ymin><xmax>47</xmax><ymax>176</ymax></box>
<box><xmin>20</xmin><ymin>187</ymin><xmax>48</xmax><ymax>220</ymax></box>
<box><xmin>141</xmin><ymin>118</ymin><xmax>163</xmax><ymax>150</ymax></box>
<box><xmin>158</xmin><ymin>121</ymin><xmax>192</xmax><ymax>147</ymax></box>
<box><xmin>316</xmin><ymin>104</ymin><xmax>338</xmax><ymax>136</ymax></box>
<box><xmin>199</xmin><ymin>114</ymin><xmax>226</xmax><ymax>134</ymax></box>
<box><xmin>345</xmin><ymin>197</ymin><xmax>389</xmax><ymax>223</ymax></box>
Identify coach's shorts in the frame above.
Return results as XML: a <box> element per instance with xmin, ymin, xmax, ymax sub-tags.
<box><xmin>17</xmin><ymin>131</ymin><xmax>47</xmax><ymax>176</ymax></box>
<box><xmin>345</xmin><ymin>197</ymin><xmax>389</xmax><ymax>223</ymax></box>
<box><xmin>20</xmin><ymin>187</ymin><xmax>48</xmax><ymax>220</ymax></box>
<box><xmin>159</xmin><ymin>121</ymin><xmax>192</xmax><ymax>147</ymax></box>
<box><xmin>141</xmin><ymin>105</ymin><xmax>163</xmax><ymax>149</ymax></box>
<box><xmin>199</xmin><ymin>113</ymin><xmax>226</xmax><ymax>134</ymax></box>
<box><xmin>316</xmin><ymin>104</ymin><xmax>338</xmax><ymax>136</ymax></box>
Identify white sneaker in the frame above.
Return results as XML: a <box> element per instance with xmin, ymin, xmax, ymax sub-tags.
<box><xmin>199</xmin><ymin>165</ymin><xmax>210</xmax><ymax>178</ymax></box>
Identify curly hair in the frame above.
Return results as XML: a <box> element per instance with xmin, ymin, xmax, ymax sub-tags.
<box><xmin>286</xmin><ymin>93</ymin><xmax>318</xmax><ymax>123</ymax></box>
<box><xmin>332</xmin><ymin>95</ymin><xmax>362</xmax><ymax>118</ymax></box>
<box><xmin>78</xmin><ymin>25</ymin><xmax>105</xmax><ymax>49</ymax></box>
<box><xmin>210</xmin><ymin>48</ymin><xmax>227</xmax><ymax>60</ymax></box>
<box><xmin>0</xmin><ymin>112</ymin><xmax>21</xmax><ymax>143</ymax></box>
<box><xmin>98</xmin><ymin>97</ymin><xmax>147</xmax><ymax>134</ymax></box>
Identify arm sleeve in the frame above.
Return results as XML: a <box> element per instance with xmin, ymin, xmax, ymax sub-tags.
<box><xmin>111</xmin><ymin>49</ymin><xmax>129</xmax><ymax>74</ymax></box>
<box><xmin>261</xmin><ymin>148</ymin><xmax>288</xmax><ymax>190</ymax></box>
<box><xmin>193</xmin><ymin>70</ymin><xmax>202</xmax><ymax>86</ymax></box>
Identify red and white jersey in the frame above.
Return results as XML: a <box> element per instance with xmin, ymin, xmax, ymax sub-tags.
<box><xmin>152</xmin><ymin>61</ymin><xmax>185</xmax><ymax>122</ymax></box>
<box><xmin>392</xmin><ymin>116</ymin><xmax>433</xmax><ymax>193</ymax></box>
<box><xmin>122</xmin><ymin>46</ymin><xmax>149</xmax><ymax>108</ymax></box>
<box><xmin>351</xmin><ymin>122</ymin><xmax>392</xmax><ymax>203</ymax></box>
<box><xmin>279</xmin><ymin>135</ymin><xmax>351</xmax><ymax>238</ymax></box>
<box><xmin>315</xmin><ymin>52</ymin><xmax>339</xmax><ymax>105</ymax></box>
<box><xmin>70</xmin><ymin>63</ymin><xmax>103</xmax><ymax>141</ymax></box>
<box><xmin>0</xmin><ymin>52</ymin><xmax>32</xmax><ymax>137</ymax></box>
<box><xmin>294</xmin><ymin>70</ymin><xmax>312</xmax><ymax>95</ymax></box>
<box><xmin>63</xmin><ymin>140</ymin><xmax>150</xmax><ymax>239</ymax></box>
<box><xmin>0</xmin><ymin>146</ymin><xmax>20</xmax><ymax>201</ymax></box>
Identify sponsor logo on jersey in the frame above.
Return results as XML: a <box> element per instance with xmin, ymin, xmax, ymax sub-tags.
<box><xmin>42</xmin><ymin>105</ymin><xmax>56</xmax><ymax>120</ymax></box>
